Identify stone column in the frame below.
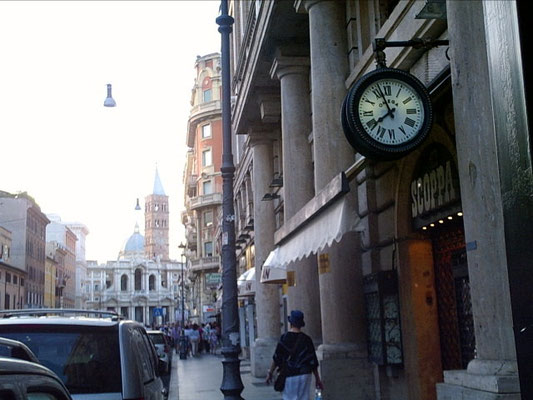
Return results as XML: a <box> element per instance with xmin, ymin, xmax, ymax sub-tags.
<box><xmin>249</xmin><ymin>130</ymin><xmax>281</xmax><ymax>377</ymax></box>
<box><xmin>437</xmin><ymin>1</ymin><xmax>522</xmax><ymax>398</ymax></box>
<box><xmin>271</xmin><ymin>55</ymin><xmax>322</xmax><ymax>342</ymax></box>
<box><xmin>304</xmin><ymin>0</ymin><xmax>354</xmax><ymax>190</ymax></box>
<box><xmin>300</xmin><ymin>1</ymin><xmax>373</xmax><ymax>399</ymax></box>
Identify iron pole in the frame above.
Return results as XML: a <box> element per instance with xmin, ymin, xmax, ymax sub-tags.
<box><xmin>216</xmin><ymin>1</ymin><xmax>244</xmax><ymax>398</ymax></box>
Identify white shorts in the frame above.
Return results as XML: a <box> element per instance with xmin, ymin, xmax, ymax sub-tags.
<box><xmin>283</xmin><ymin>373</ymin><xmax>312</xmax><ymax>400</ymax></box>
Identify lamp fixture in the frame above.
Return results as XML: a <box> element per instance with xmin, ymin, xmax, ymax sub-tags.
<box><xmin>269</xmin><ymin>175</ymin><xmax>283</xmax><ymax>188</ymax></box>
<box><xmin>103</xmin><ymin>83</ymin><xmax>116</xmax><ymax>107</ymax></box>
<box><xmin>261</xmin><ymin>193</ymin><xmax>280</xmax><ymax>201</ymax></box>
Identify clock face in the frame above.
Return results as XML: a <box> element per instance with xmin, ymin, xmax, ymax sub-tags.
<box><xmin>358</xmin><ymin>79</ymin><xmax>424</xmax><ymax>145</ymax></box>
<box><xmin>342</xmin><ymin>68</ymin><xmax>433</xmax><ymax>160</ymax></box>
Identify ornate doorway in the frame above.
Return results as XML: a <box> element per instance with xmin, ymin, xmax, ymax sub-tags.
<box><xmin>429</xmin><ymin>220</ymin><xmax>475</xmax><ymax>370</ymax></box>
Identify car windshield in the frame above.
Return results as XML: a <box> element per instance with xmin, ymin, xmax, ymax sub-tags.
<box><xmin>0</xmin><ymin>324</ymin><xmax>122</xmax><ymax>394</ymax></box>
<box><xmin>148</xmin><ymin>334</ymin><xmax>165</xmax><ymax>345</ymax></box>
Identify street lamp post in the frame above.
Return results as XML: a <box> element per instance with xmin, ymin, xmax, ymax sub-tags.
<box><xmin>178</xmin><ymin>243</ymin><xmax>188</xmax><ymax>360</ymax></box>
<box><xmin>216</xmin><ymin>2</ymin><xmax>244</xmax><ymax>399</ymax></box>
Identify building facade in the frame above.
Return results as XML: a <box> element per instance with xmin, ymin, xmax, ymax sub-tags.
<box><xmin>85</xmin><ymin>257</ymin><xmax>183</xmax><ymax>325</ymax></box>
<box><xmin>86</xmin><ymin>170</ymin><xmax>186</xmax><ymax>325</ymax></box>
<box><xmin>228</xmin><ymin>1</ymin><xmax>530</xmax><ymax>400</ymax></box>
<box><xmin>44</xmin><ymin>247</ymin><xmax>57</xmax><ymax>308</ymax></box>
<box><xmin>65</xmin><ymin>222</ymin><xmax>90</xmax><ymax>309</ymax></box>
<box><xmin>0</xmin><ymin>226</ymin><xmax>26</xmax><ymax>309</ymax></box>
<box><xmin>0</xmin><ymin>191</ymin><xmax>49</xmax><ymax>308</ymax></box>
<box><xmin>46</xmin><ymin>215</ymin><xmax>77</xmax><ymax>309</ymax></box>
<box><xmin>182</xmin><ymin>53</ymin><xmax>224</xmax><ymax>324</ymax></box>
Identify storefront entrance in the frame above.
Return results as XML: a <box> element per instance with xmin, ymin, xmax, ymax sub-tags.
<box><xmin>428</xmin><ymin>219</ymin><xmax>475</xmax><ymax>370</ymax></box>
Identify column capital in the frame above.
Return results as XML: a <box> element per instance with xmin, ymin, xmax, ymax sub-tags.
<box><xmin>270</xmin><ymin>56</ymin><xmax>310</xmax><ymax>80</ymax></box>
<box><xmin>294</xmin><ymin>0</ymin><xmax>324</xmax><ymax>13</ymax></box>
<box><xmin>247</xmin><ymin>125</ymin><xmax>280</xmax><ymax>147</ymax></box>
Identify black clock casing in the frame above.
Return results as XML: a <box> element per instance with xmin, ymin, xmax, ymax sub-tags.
<box><xmin>342</xmin><ymin>68</ymin><xmax>433</xmax><ymax>160</ymax></box>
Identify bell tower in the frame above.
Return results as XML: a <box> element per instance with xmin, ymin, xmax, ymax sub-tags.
<box><xmin>144</xmin><ymin>167</ymin><xmax>169</xmax><ymax>261</ymax></box>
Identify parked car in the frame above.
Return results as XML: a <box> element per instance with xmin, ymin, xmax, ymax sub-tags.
<box><xmin>147</xmin><ymin>330</ymin><xmax>172</xmax><ymax>375</ymax></box>
<box><xmin>0</xmin><ymin>337</ymin><xmax>40</xmax><ymax>363</ymax></box>
<box><xmin>0</xmin><ymin>356</ymin><xmax>73</xmax><ymax>400</ymax></box>
<box><xmin>0</xmin><ymin>309</ymin><xmax>168</xmax><ymax>400</ymax></box>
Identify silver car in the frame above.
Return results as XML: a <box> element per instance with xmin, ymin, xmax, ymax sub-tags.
<box><xmin>147</xmin><ymin>330</ymin><xmax>172</xmax><ymax>375</ymax></box>
<box><xmin>0</xmin><ymin>356</ymin><xmax>73</xmax><ymax>400</ymax></box>
<box><xmin>0</xmin><ymin>309</ymin><xmax>168</xmax><ymax>400</ymax></box>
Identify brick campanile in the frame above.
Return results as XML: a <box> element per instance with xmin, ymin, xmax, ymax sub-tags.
<box><xmin>145</xmin><ymin>167</ymin><xmax>169</xmax><ymax>261</ymax></box>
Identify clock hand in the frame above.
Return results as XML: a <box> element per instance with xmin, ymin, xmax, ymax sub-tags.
<box><xmin>377</xmin><ymin>85</ymin><xmax>395</xmax><ymax>119</ymax></box>
<box><xmin>376</xmin><ymin>107</ymin><xmax>396</xmax><ymax>123</ymax></box>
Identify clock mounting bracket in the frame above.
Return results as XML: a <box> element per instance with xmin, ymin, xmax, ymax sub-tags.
<box><xmin>373</xmin><ymin>38</ymin><xmax>450</xmax><ymax>69</ymax></box>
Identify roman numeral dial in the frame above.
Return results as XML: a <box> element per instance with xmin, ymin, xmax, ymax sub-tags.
<box><xmin>342</xmin><ymin>67</ymin><xmax>433</xmax><ymax>160</ymax></box>
<box><xmin>358</xmin><ymin>78</ymin><xmax>424</xmax><ymax>145</ymax></box>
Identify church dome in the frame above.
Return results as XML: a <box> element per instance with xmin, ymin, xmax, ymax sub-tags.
<box><xmin>125</xmin><ymin>231</ymin><xmax>144</xmax><ymax>252</ymax></box>
<box><xmin>120</xmin><ymin>223</ymin><xmax>145</xmax><ymax>260</ymax></box>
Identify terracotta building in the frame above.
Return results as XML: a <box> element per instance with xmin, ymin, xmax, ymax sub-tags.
<box><xmin>181</xmin><ymin>53</ymin><xmax>223</xmax><ymax>324</ymax></box>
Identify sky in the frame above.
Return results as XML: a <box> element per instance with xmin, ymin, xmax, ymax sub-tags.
<box><xmin>0</xmin><ymin>1</ymin><xmax>221</xmax><ymax>262</ymax></box>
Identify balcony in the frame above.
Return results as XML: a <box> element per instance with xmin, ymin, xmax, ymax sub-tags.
<box><xmin>190</xmin><ymin>256</ymin><xmax>220</xmax><ymax>273</ymax></box>
<box><xmin>189</xmin><ymin>193</ymin><xmax>222</xmax><ymax>210</ymax></box>
<box><xmin>189</xmin><ymin>100</ymin><xmax>221</xmax><ymax>120</ymax></box>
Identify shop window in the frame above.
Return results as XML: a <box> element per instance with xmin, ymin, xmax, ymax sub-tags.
<box><xmin>363</xmin><ymin>270</ymin><xmax>403</xmax><ymax>365</ymax></box>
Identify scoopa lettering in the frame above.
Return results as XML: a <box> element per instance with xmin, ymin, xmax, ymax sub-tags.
<box><xmin>411</xmin><ymin>160</ymin><xmax>457</xmax><ymax>218</ymax></box>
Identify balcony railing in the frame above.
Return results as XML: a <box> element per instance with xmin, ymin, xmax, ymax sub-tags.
<box><xmin>189</xmin><ymin>193</ymin><xmax>223</xmax><ymax>210</ymax></box>
<box><xmin>190</xmin><ymin>256</ymin><xmax>220</xmax><ymax>272</ymax></box>
<box><xmin>189</xmin><ymin>100</ymin><xmax>221</xmax><ymax>120</ymax></box>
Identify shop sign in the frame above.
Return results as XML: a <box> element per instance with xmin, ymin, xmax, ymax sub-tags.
<box><xmin>410</xmin><ymin>144</ymin><xmax>460</xmax><ymax>220</ymax></box>
<box><xmin>203</xmin><ymin>305</ymin><xmax>215</xmax><ymax>313</ymax></box>
<box><xmin>286</xmin><ymin>271</ymin><xmax>295</xmax><ymax>287</ymax></box>
<box><xmin>205</xmin><ymin>273</ymin><xmax>222</xmax><ymax>287</ymax></box>
<box><xmin>318</xmin><ymin>253</ymin><xmax>331</xmax><ymax>274</ymax></box>
<box><xmin>411</xmin><ymin>160</ymin><xmax>457</xmax><ymax>217</ymax></box>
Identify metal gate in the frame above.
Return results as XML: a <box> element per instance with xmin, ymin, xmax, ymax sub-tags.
<box><xmin>431</xmin><ymin>224</ymin><xmax>476</xmax><ymax>370</ymax></box>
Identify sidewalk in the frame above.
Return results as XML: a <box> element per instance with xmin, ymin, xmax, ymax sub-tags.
<box><xmin>169</xmin><ymin>352</ymin><xmax>282</xmax><ymax>400</ymax></box>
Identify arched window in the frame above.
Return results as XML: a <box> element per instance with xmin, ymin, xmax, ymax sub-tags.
<box><xmin>121</xmin><ymin>275</ymin><xmax>128</xmax><ymax>291</ymax></box>
<box><xmin>135</xmin><ymin>269</ymin><xmax>142</xmax><ymax>291</ymax></box>
<box><xmin>149</xmin><ymin>275</ymin><xmax>155</xmax><ymax>291</ymax></box>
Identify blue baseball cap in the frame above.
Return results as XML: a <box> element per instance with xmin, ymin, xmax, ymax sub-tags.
<box><xmin>288</xmin><ymin>310</ymin><xmax>305</xmax><ymax>328</ymax></box>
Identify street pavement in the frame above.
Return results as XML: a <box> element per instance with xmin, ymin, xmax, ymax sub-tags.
<box><xmin>168</xmin><ymin>351</ymin><xmax>282</xmax><ymax>400</ymax></box>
